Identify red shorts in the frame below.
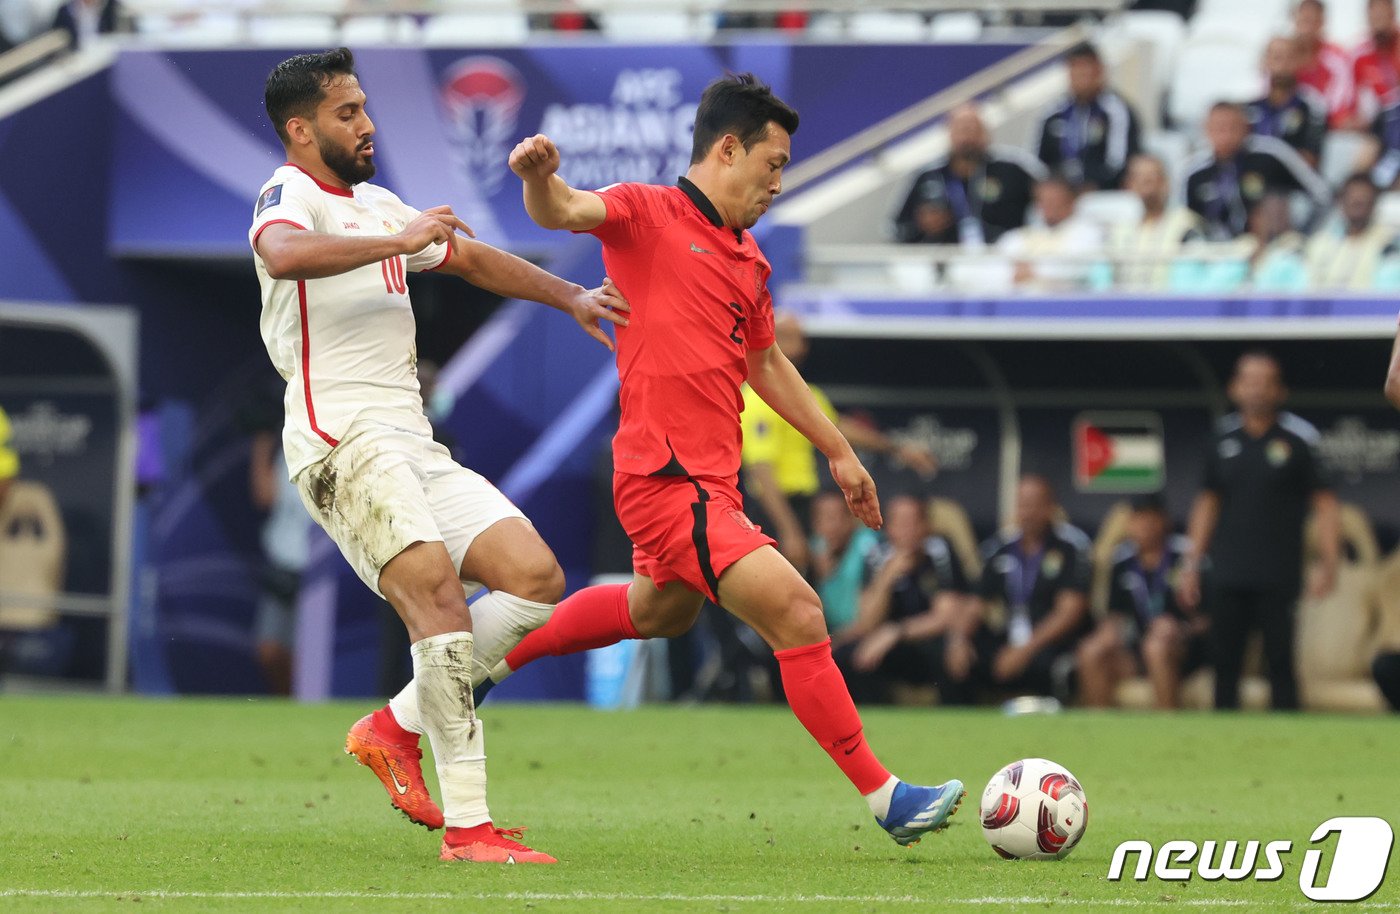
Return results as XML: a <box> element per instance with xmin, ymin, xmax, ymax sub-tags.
<box><xmin>614</xmin><ymin>472</ymin><xmax>776</xmax><ymax>602</ymax></box>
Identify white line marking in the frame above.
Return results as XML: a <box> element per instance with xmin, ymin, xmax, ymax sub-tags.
<box><xmin>0</xmin><ymin>890</ymin><xmax>1396</xmax><ymax>907</ymax></box>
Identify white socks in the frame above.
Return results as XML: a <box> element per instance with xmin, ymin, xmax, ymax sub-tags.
<box><xmin>864</xmin><ymin>775</ymin><xmax>899</xmax><ymax>820</ymax></box>
<box><xmin>412</xmin><ymin>632</ymin><xmax>489</xmax><ymax>828</ymax></box>
<box><xmin>465</xmin><ymin>591</ymin><xmax>555</xmax><ymax>685</ymax></box>
<box><xmin>388</xmin><ymin>590</ymin><xmax>554</xmax><ymax>733</ymax></box>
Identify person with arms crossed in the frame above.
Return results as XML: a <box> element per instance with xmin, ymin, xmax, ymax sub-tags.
<box><xmin>1176</xmin><ymin>351</ymin><xmax>1340</xmax><ymax>711</ymax></box>
<box><xmin>250</xmin><ymin>49</ymin><xmax>628</xmax><ymax>864</ymax></box>
<box><xmin>483</xmin><ymin>74</ymin><xmax>966</xmax><ymax>845</ymax></box>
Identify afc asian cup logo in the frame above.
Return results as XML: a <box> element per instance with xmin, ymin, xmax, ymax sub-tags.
<box><xmin>440</xmin><ymin>56</ymin><xmax>525</xmax><ymax>197</ymax></box>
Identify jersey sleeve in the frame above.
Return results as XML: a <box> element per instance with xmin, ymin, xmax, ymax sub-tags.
<box><xmin>976</xmin><ymin>548</ymin><xmax>1004</xmax><ymax>601</ymax></box>
<box><xmin>1201</xmin><ymin>435</ymin><xmax>1224</xmax><ymax>492</ymax></box>
<box><xmin>1296</xmin><ymin>430</ymin><xmax>1331</xmax><ymax>493</ymax></box>
<box><xmin>249</xmin><ymin>178</ymin><xmax>319</xmax><ymax>252</ymax></box>
<box><xmin>394</xmin><ymin>201</ymin><xmax>453</xmax><ymax>273</ymax></box>
<box><xmin>747</xmin><ymin>283</ymin><xmax>776</xmax><ymax>351</ymax></box>
<box><xmin>740</xmin><ymin>386</ymin><xmax>781</xmax><ymax>466</ymax></box>
<box><xmin>582</xmin><ymin>183</ymin><xmax>664</xmax><ymax>250</ymax></box>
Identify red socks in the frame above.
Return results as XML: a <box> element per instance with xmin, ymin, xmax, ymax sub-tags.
<box><xmin>372</xmin><ymin>704</ymin><xmax>417</xmax><ymax>745</ymax></box>
<box><xmin>775</xmin><ymin>638</ymin><xmax>892</xmax><ymax>796</ymax></box>
<box><xmin>505</xmin><ymin>583</ymin><xmax>638</xmax><ymax>671</ymax></box>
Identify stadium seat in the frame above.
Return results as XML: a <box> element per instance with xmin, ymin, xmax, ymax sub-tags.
<box><xmin>1294</xmin><ymin>504</ymin><xmax>1386</xmax><ymax>711</ymax></box>
<box><xmin>248</xmin><ymin>15</ymin><xmax>339</xmax><ymax>47</ymax></box>
<box><xmin>136</xmin><ymin>12</ymin><xmax>243</xmax><ymax>46</ymax></box>
<box><xmin>1376</xmin><ymin>192</ymin><xmax>1400</xmax><ymax>228</ymax></box>
<box><xmin>340</xmin><ymin>15</ymin><xmax>422</xmax><ymax>45</ymax></box>
<box><xmin>927</xmin><ymin>497</ymin><xmax>981</xmax><ymax>580</ymax></box>
<box><xmin>1167</xmin><ymin>34</ymin><xmax>1266</xmax><ymax>127</ymax></box>
<box><xmin>423</xmin><ymin>11</ymin><xmax>530</xmax><ymax>46</ymax></box>
<box><xmin>600</xmin><ymin>9</ymin><xmax>716</xmax><ymax>42</ymax></box>
<box><xmin>929</xmin><ymin>12</ymin><xmax>982</xmax><ymax>42</ymax></box>
<box><xmin>1076</xmin><ymin>191</ymin><xmax>1145</xmax><ymax>234</ymax></box>
<box><xmin>1325</xmin><ymin>0</ymin><xmax>1369</xmax><ymax>46</ymax></box>
<box><xmin>1318</xmin><ymin>130</ymin><xmax>1372</xmax><ymax>189</ymax></box>
<box><xmin>0</xmin><ymin>480</ymin><xmax>66</xmax><ymax>632</ymax></box>
<box><xmin>1087</xmin><ymin>499</ymin><xmax>1132</xmax><ymax>618</ymax></box>
<box><xmin>1111</xmin><ymin>10</ymin><xmax>1187</xmax><ymax>106</ymax></box>
<box><xmin>847</xmin><ymin>11</ymin><xmax>926</xmax><ymax>43</ymax></box>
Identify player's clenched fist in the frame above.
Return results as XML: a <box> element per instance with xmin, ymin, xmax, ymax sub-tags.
<box><xmin>509</xmin><ymin>134</ymin><xmax>561</xmax><ymax>180</ymax></box>
<box><xmin>398</xmin><ymin>204</ymin><xmax>474</xmax><ymax>254</ymax></box>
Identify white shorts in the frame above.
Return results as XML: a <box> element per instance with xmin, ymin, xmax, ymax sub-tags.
<box><xmin>294</xmin><ymin>421</ymin><xmax>526</xmax><ymax>597</ymax></box>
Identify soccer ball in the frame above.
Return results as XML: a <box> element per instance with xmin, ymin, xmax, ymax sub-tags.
<box><xmin>979</xmin><ymin>757</ymin><xmax>1088</xmax><ymax>860</ymax></box>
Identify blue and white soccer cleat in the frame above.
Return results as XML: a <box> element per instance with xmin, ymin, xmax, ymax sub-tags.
<box><xmin>876</xmin><ymin>779</ymin><xmax>967</xmax><ymax>846</ymax></box>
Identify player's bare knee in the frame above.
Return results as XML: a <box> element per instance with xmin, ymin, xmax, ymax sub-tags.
<box><xmin>769</xmin><ymin>593</ymin><xmax>827</xmax><ymax>650</ymax></box>
<box><xmin>503</xmin><ymin>550</ymin><xmax>565</xmax><ymax>604</ymax></box>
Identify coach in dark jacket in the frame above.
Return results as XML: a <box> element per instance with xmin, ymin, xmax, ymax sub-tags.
<box><xmin>1177</xmin><ymin>351</ymin><xmax>1340</xmax><ymax>711</ymax></box>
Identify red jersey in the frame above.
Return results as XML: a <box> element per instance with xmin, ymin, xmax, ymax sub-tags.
<box><xmin>1351</xmin><ymin>34</ymin><xmax>1400</xmax><ymax>123</ymax></box>
<box><xmin>1297</xmin><ymin>41</ymin><xmax>1354</xmax><ymax>127</ymax></box>
<box><xmin>583</xmin><ymin>179</ymin><xmax>776</xmax><ymax>479</ymax></box>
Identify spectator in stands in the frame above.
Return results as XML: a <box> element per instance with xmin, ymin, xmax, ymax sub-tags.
<box><xmin>973</xmin><ymin>474</ymin><xmax>1092</xmax><ymax>702</ymax></box>
<box><xmin>1246</xmin><ymin>192</ymin><xmax>1310</xmax><ymax>291</ymax></box>
<box><xmin>810</xmin><ymin>490</ymin><xmax>880</xmax><ymax>637</ymax></box>
<box><xmin>1365</xmin><ymin>93</ymin><xmax>1400</xmax><ymax>188</ymax></box>
<box><xmin>1185</xmin><ymin>101</ymin><xmax>1330</xmax><ymax>239</ymax></box>
<box><xmin>1036</xmin><ymin>43</ymin><xmax>1141</xmax><ymax>190</ymax></box>
<box><xmin>1105</xmin><ymin>153</ymin><xmax>1205</xmax><ymax>290</ymax></box>
<box><xmin>997</xmin><ymin>174</ymin><xmax>1104</xmax><ymax>291</ymax></box>
<box><xmin>894</xmin><ymin>104</ymin><xmax>1044</xmax><ymax>245</ymax></box>
<box><xmin>1076</xmin><ymin>495</ymin><xmax>1207</xmax><ymax>709</ymax></box>
<box><xmin>833</xmin><ymin>494</ymin><xmax>976</xmax><ymax>705</ymax></box>
<box><xmin>740</xmin><ymin>312</ymin><xmax>935</xmax><ymax>574</ymax></box>
<box><xmin>1294</xmin><ymin>0</ymin><xmax>1354</xmax><ymax>129</ymax></box>
<box><xmin>1350</xmin><ymin>0</ymin><xmax>1400</xmax><ymax>128</ymax></box>
<box><xmin>1177</xmin><ymin>351</ymin><xmax>1340</xmax><ymax>711</ymax></box>
<box><xmin>1305</xmin><ymin>173</ymin><xmax>1398</xmax><ymax>289</ymax></box>
<box><xmin>51</xmin><ymin>0</ymin><xmax>121</xmax><ymax>50</ymax></box>
<box><xmin>1246</xmin><ymin>37</ymin><xmax>1328</xmax><ymax>169</ymax></box>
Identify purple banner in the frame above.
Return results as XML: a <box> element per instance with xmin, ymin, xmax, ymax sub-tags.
<box><xmin>106</xmin><ymin>42</ymin><xmax>1028</xmax><ymax>257</ymax></box>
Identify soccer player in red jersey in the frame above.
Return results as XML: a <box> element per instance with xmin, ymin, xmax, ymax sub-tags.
<box><xmin>480</xmin><ymin>74</ymin><xmax>964</xmax><ymax>845</ymax></box>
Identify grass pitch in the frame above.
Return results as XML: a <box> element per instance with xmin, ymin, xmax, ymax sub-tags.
<box><xmin>1</xmin><ymin>696</ymin><xmax>1397</xmax><ymax>913</ymax></box>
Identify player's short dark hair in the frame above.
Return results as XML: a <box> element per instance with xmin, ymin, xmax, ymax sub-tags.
<box><xmin>690</xmin><ymin>73</ymin><xmax>799</xmax><ymax>165</ymax></box>
<box><xmin>1066</xmin><ymin>42</ymin><xmax>1102</xmax><ymax>64</ymax></box>
<box><xmin>1208</xmin><ymin>100</ymin><xmax>1247</xmax><ymax>120</ymax></box>
<box><xmin>265</xmin><ymin>47</ymin><xmax>358</xmax><ymax>145</ymax></box>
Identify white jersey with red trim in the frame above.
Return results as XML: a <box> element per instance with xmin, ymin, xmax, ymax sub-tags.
<box><xmin>249</xmin><ymin>164</ymin><xmax>451</xmax><ymax>480</ymax></box>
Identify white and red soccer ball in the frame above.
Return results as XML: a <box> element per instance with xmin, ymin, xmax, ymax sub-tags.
<box><xmin>980</xmin><ymin>758</ymin><xmax>1088</xmax><ymax>860</ymax></box>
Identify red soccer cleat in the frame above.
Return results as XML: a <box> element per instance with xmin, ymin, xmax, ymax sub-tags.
<box><xmin>439</xmin><ymin>824</ymin><xmax>558</xmax><ymax>864</ymax></box>
<box><xmin>344</xmin><ymin>711</ymin><xmax>444</xmax><ymax>830</ymax></box>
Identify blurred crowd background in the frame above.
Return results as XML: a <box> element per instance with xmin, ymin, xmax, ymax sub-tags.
<box><xmin>1</xmin><ymin>0</ymin><xmax>1399</xmax><ymax>713</ymax></box>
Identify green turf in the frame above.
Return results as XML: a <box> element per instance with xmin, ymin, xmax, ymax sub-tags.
<box><xmin>1</xmin><ymin>696</ymin><xmax>1397</xmax><ymax>913</ymax></box>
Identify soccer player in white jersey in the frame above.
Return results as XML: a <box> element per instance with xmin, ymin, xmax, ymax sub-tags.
<box><xmin>249</xmin><ymin>48</ymin><xmax>628</xmax><ymax>865</ymax></box>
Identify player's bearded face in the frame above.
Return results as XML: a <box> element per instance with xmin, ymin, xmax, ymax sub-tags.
<box><xmin>316</xmin><ymin>126</ymin><xmax>376</xmax><ymax>186</ymax></box>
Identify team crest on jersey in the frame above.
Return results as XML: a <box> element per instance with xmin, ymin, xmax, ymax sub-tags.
<box><xmin>1041</xmin><ymin>549</ymin><xmax>1063</xmax><ymax>579</ymax></box>
<box><xmin>1267</xmin><ymin>439</ymin><xmax>1292</xmax><ymax>466</ymax></box>
<box><xmin>1242</xmin><ymin>172</ymin><xmax>1266</xmax><ymax>200</ymax></box>
<box><xmin>383</xmin><ymin>219</ymin><xmax>398</xmax><ymax>234</ymax></box>
<box><xmin>256</xmin><ymin>184</ymin><xmax>283</xmax><ymax>217</ymax></box>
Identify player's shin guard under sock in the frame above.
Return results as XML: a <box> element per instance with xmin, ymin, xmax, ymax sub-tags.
<box><xmin>413</xmin><ymin>632</ymin><xmax>490</xmax><ymax>828</ymax></box>
<box><xmin>467</xmin><ymin>591</ymin><xmax>555</xmax><ymax>686</ymax></box>
<box><xmin>503</xmin><ymin>583</ymin><xmax>637</xmax><ymax>673</ymax></box>
<box><xmin>774</xmin><ymin>638</ymin><xmax>893</xmax><ymax>798</ymax></box>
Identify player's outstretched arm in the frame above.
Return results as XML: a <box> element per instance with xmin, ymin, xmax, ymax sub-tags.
<box><xmin>747</xmin><ymin>344</ymin><xmax>883</xmax><ymax>530</ymax></box>
<box><xmin>439</xmin><ymin>237</ymin><xmax>630</xmax><ymax>351</ymax></box>
<box><xmin>256</xmin><ymin>207</ymin><xmax>471</xmax><ymax>280</ymax></box>
<box><xmin>509</xmin><ymin>134</ymin><xmax>607</xmax><ymax>232</ymax></box>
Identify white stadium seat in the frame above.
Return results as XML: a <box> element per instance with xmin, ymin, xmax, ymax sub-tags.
<box><xmin>1168</xmin><ymin>34</ymin><xmax>1266</xmax><ymax>127</ymax></box>
<box><xmin>1376</xmin><ymin>192</ymin><xmax>1400</xmax><ymax>228</ymax></box>
<box><xmin>846</xmin><ymin>11</ymin><xmax>926</xmax><ymax>43</ymax></box>
<box><xmin>600</xmin><ymin>11</ymin><xmax>716</xmax><ymax>42</ymax></box>
<box><xmin>929</xmin><ymin>12</ymin><xmax>982</xmax><ymax>42</ymax></box>
<box><xmin>1076</xmin><ymin>191</ymin><xmax>1145</xmax><ymax>232</ymax></box>
<box><xmin>422</xmin><ymin>11</ymin><xmax>530</xmax><ymax>46</ymax></box>
<box><xmin>248</xmin><ymin>14</ymin><xmax>338</xmax><ymax>46</ymax></box>
<box><xmin>340</xmin><ymin>15</ymin><xmax>422</xmax><ymax>45</ymax></box>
